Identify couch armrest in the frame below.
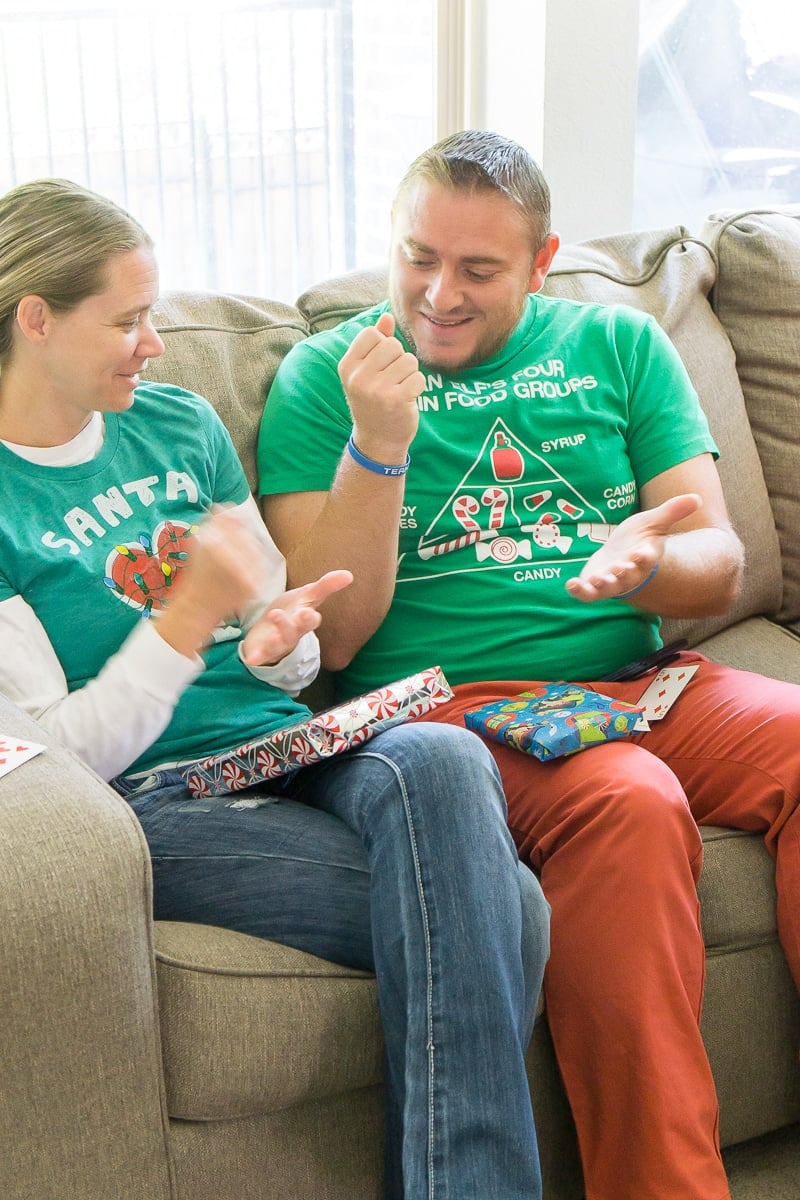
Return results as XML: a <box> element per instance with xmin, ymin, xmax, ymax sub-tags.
<box><xmin>0</xmin><ymin>694</ymin><xmax>174</xmax><ymax>1199</ymax></box>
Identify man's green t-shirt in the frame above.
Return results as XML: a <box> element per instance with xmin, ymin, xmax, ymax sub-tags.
<box><xmin>258</xmin><ymin>294</ymin><xmax>717</xmax><ymax>696</ymax></box>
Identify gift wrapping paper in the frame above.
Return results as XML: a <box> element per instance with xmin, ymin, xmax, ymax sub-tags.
<box><xmin>464</xmin><ymin>682</ymin><xmax>645</xmax><ymax>762</ymax></box>
<box><xmin>182</xmin><ymin>665</ymin><xmax>453</xmax><ymax>798</ymax></box>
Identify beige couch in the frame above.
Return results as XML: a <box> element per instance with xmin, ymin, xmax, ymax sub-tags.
<box><xmin>2</xmin><ymin>208</ymin><xmax>800</xmax><ymax>1199</ymax></box>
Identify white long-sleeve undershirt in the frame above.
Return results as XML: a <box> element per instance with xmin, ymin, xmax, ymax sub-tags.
<box><xmin>0</xmin><ymin>419</ymin><xmax>319</xmax><ymax>779</ymax></box>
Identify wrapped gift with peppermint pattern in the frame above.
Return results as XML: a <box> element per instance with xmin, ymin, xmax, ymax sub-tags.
<box><xmin>181</xmin><ymin>666</ymin><xmax>454</xmax><ymax>799</ymax></box>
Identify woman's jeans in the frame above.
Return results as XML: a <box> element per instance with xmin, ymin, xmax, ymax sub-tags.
<box><xmin>113</xmin><ymin>722</ymin><xmax>548</xmax><ymax>1200</ymax></box>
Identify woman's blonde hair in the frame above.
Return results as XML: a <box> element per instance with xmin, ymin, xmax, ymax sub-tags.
<box><xmin>0</xmin><ymin>178</ymin><xmax>152</xmax><ymax>362</ymax></box>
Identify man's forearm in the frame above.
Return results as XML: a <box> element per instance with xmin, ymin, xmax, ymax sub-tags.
<box><xmin>263</xmin><ymin>310</ymin><xmax>426</xmax><ymax>670</ymax></box>
<box><xmin>623</xmin><ymin>527</ymin><xmax>744</xmax><ymax>617</ymax></box>
<box><xmin>265</xmin><ymin>451</ymin><xmax>406</xmax><ymax>670</ymax></box>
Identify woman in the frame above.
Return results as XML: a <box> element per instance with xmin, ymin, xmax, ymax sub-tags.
<box><xmin>0</xmin><ymin>178</ymin><xmax>548</xmax><ymax>1200</ymax></box>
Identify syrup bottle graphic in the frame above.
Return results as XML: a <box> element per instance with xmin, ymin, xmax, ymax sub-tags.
<box><xmin>490</xmin><ymin>431</ymin><xmax>524</xmax><ymax>482</ymax></box>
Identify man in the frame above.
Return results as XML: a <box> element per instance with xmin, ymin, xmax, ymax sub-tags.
<box><xmin>257</xmin><ymin>130</ymin><xmax>800</xmax><ymax>1200</ymax></box>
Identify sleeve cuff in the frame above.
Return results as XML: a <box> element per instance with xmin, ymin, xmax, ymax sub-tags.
<box><xmin>237</xmin><ymin>630</ymin><xmax>319</xmax><ymax>696</ymax></box>
<box><xmin>124</xmin><ymin>619</ymin><xmax>205</xmax><ymax>701</ymax></box>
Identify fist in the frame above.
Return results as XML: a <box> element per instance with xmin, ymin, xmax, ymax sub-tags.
<box><xmin>338</xmin><ymin>311</ymin><xmax>424</xmax><ymax>462</ymax></box>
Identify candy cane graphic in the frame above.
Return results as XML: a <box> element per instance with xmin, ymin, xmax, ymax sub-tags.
<box><xmin>418</xmin><ymin>530</ymin><xmax>484</xmax><ymax>559</ymax></box>
<box><xmin>418</xmin><ymin>494</ymin><xmax>491</xmax><ymax>560</ymax></box>
<box><xmin>481</xmin><ymin>487</ymin><xmax>508</xmax><ymax>530</ymax></box>
<box><xmin>453</xmin><ymin>494</ymin><xmax>482</xmax><ymax>532</ymax></box>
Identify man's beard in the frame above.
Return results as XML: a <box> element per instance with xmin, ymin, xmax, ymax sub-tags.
<box><xmin>389</xmin><ymin>287</ymin><xmax>523</xmax><ymax>373</ymax></box>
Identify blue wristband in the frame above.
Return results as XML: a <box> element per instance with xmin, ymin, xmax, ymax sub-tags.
<box><xmin>346</xmin><ymin>435</ymin><xmax>410</xmax><ymax>477</ymax></box>
<box><xmin>618</xmin><ymin>562</ymin><xmax>660</xmax><ymax>599</ymax></box>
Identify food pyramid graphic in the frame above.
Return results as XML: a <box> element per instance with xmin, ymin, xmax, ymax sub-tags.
<box><xmin>410</xmin><ymin>417</ymin><xmax>609</xmax><ymax>577</ymax></box>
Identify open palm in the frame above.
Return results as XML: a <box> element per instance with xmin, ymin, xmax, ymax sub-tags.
<box><xmin>566</xmin><ymin>493</ymin><xmax>701</xmax><ymax>602</ymax></box>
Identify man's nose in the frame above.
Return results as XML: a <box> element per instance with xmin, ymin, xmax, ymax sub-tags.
<box><xmin>426</xmin><ymin>268</ymin><xmax>463</xmax><ymax>311</ymax></box>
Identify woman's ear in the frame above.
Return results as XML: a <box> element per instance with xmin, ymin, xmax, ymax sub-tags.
<box><xmin>14</xmin><ymin>295</ymin><xmax>50</xmax><ymax>344</ymax></box>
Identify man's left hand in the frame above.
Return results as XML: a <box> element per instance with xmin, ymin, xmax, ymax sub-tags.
<box><xmin>565</xmin><ymin>494</ymin><xmax>701</xmax><ymax>603</ymax></box>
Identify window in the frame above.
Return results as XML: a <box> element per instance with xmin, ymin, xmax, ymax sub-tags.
<box><xmin>0</xmin><ymin>0</ymin><xmax>435</xmax><ymax>298</ymax></box>
<box><xmin>5</xmin><ymin>0</ymin><xmax>794</xmax><ymax>289</ymax></box>
<box><xmin>635</xmin><ymin>0</ymin><xmax>800</xmax><ymax>230</ymax></box>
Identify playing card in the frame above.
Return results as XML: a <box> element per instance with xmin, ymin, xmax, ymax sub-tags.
<box><xmin>0</xmin><ymin>735</ymin><xmax>46</xmax><ymax>780</ymax></box>
<box><xmin>636</xmin><ymin>665</ymin><xmax>699</xmax><ymax>721</ymax></box>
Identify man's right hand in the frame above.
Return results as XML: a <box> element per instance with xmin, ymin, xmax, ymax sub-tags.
<box><xmin>337</xmin><ymin>310</ymin><xmax>425</xmax><ymax>465</ymax></box>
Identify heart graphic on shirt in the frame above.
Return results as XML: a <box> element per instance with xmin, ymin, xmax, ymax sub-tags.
<box><xmin>103</xmin><ymin>519</ymin><xmax>197</xmax><ymax>617</ymax></box>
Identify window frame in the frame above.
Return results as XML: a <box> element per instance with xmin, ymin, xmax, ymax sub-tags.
<box><xmin>435</xmin><ymin>0</ymin><xmax>641</xmax><ymax>244</ymax></box>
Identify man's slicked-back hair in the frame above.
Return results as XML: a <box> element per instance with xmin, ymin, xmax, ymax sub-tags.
<box><xmin>395</xmin><ymin>129</ymin><xmax>551</xmax><ymax>250</ymax></box>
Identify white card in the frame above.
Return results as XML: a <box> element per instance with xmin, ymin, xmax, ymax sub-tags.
<box><xmin>0</xmin><ymin>735</ymin><xmax>46</xmax><ymax>780</ymax></box>
<box><xmin>636</xmin><ymin>664</ymin><xmax>699</xmax><ymax>722</ymax></box>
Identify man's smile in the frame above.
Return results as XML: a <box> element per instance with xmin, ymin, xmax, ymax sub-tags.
<box><xmin>421</xmin><ymin>313</ymin><xmax>474</xmax><ymax>326</ymax></box>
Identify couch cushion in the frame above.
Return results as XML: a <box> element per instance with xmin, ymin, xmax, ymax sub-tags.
<box><xmin>153</xmin><ymin>921</ymin><xmax>382</xmax><ymax>1120</ymax></box>
<box><xmin>297</xmin><ymin>266</ymin><xmax>388</xmax><ymax>335</ymax></box>
<box><xmin>144</xmin><ymin>292</ymin><xmax>309</xmax><ymax>492</ymax></box>
<box><xmin>701</xmin><ymin>207</ymin><xmax>800</xmax><ymax>623</ymax></box>
<box><xmin>0</xmin><ymin>696</ymin><xmax>174</xmax><ymax>1200</ymax></box>
<box><xmin>296</xmin><ymin>230</ymin><xmax>783</xmax><ymax>647</ymax></box>
<box><xmin>696</xmin><ymin>613</ymin><xmax>800</xmax><ymax>685</ymax></box>
<box><xmin>697</xmin><ymin>827</ymin><xmax>800</xmax><ymax>1145</ymax></box>
<box><xmin>698</xmin><ymin>826</ymin><xmax>777</xmax><ymax>949</ymax></box>
<box><xmin>542</xmin><ymin>228</ymin><xmax>782</xmax><ymax>647</ymax></box>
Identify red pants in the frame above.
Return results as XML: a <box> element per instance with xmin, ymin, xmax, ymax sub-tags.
<box><xmin>417</xmin><ymin>652</ymin><xmax>800</xmax><ymax>1200</ymax></box>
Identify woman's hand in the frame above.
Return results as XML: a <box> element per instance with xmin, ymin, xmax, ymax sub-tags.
<box><xmin>154</xmin><ymin>507</ymin><xmax>352</xmax><ymax>664</ymax></box>
<box><xmin>241</xmin><ymin>570</ymin><xmax>353</xmax><ymax>666</ymax></box>
<box><xmin>155</xmin><ymin>508</ymin><xmax>270</xmax><ymax>659</ymax></box>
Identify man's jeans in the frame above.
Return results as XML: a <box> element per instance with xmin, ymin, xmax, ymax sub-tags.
<box><xmin>114</xmin><ymin>722</ymin><xmax>548</xmax><ymax>1200</ymax></box>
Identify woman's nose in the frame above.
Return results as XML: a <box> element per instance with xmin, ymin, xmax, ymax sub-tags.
<box><xmin>139</xmin><ymin>319</ymin><xmax>165</xmax><ymax>360</ymax></box>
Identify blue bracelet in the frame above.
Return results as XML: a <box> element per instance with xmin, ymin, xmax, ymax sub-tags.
<box><xmin>618</xmin><ymin>562</ymin><xmax>660</xmax><ymax>599</ymax></box>
<box><xmin>346</xmin><ymin>434</ymin><xmax>410</xmax><ymax>477</ymax></box>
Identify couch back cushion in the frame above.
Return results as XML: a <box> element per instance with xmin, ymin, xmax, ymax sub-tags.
<box><xmin>544</xmin><ymin>226</ymin><xmax>783</xmax><ymax>645</ymax></box>
<box><xmin>702</xmin><ymin>208</ymin><xmax>800</xmax><ymax>624</ymax></box>
<box><xmin>296</xmin><ymin>266</ymin><xmax>389</xmax><ymax>334</ymax></box>
<box><xmin>144</xmin><ymin>291</ymin><xmax>309</xmax><ymax>491</ymax></box>
<box><xmin>298</xmin><ymin>228</ymin><xmax>782</xmax><ymax>647</ymax></box>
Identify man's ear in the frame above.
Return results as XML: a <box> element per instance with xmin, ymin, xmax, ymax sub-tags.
<box><xmin>14</xmin><ymin>295</ymin><xmax>50</xmax><ymax>344</ymax></box>
<box><xmin>528</xmin><ymin>233</ymin><xmax>560</xmax><ymax>294</ymax></box>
